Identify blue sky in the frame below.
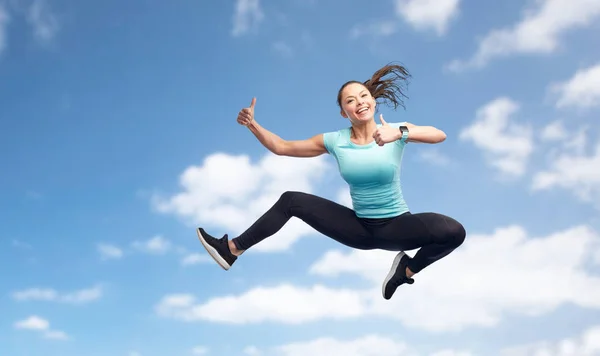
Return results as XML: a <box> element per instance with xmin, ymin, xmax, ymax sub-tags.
<box><xmin>2</xmin><ymin>0</ymin><xmax>600</xmax><ymax>355</ymax></box>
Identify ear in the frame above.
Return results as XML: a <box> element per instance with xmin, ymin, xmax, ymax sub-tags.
<box><xmin>340</xmin><ymin>109</ymin><xmax>348</xmax><ymax>118</ymax></box>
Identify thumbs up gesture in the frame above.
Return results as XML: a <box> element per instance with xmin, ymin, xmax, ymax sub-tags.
<box><xmin>373</xmin><ymin>114</ymin><xmax>401</xmax><ymax>146</ymax></box>
<box><xmin>237</xmin><ymin>97</ymin><xmax>256</xmax><ymax>126</ymax></box>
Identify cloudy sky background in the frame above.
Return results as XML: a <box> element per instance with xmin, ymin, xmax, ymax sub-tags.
<box><xmin>2</xmin><ymin>0</ymin><xmax>600</xmax><ymax>355</ymax></box>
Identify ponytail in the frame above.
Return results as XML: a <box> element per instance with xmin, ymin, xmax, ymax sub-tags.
<box><xmin>337</xmin><ymin>63</ymin><xmax>411</xmax><ymax>110</ymax></box>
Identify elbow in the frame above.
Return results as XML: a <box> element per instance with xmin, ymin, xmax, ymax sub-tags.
<box><xmin>272</xmin><ymin>140</ymin><xmax>288</xmax><ymax>156</ymax></box>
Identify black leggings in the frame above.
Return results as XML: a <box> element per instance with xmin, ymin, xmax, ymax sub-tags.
<box><xmin>232</xmin><ymin>191</ymin><xmax>466</xmax><ymax>273</ymax></box>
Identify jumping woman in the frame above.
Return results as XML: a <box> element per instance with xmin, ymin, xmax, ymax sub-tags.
<box><xmin>196</xmin><ymin>63</ymin><xmax>466</xmax><ymax>300</ymax></box>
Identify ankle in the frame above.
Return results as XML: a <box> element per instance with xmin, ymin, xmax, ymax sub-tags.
<box><xmin>405</xmin><ymin>266</ymin><xmax>415</xmax><ymax>278</ymax></box>
<box><xmin>228</xmin><ymin>240</ymin><xmax>243</xmax><ymax>256</ymax></box>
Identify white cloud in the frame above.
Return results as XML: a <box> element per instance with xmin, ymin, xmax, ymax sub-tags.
<box><xmin>155</xmin><ymin>284</ymin><xmax>366</xmax><ymax>324</ymax></box>
<box><xmin>0</xmin><ymin>4</ymin><xmax>8</xmax><ymax>55</ymax></box>
<box><xmin>541</xmin><ymin>120</ymin><xmax>567</xmax><ymax>141</ymax></box>
<box><xmin>351</xmin><ymin>0</ymin><xmax>460</xmax><ymax>39</ymax></box>
<box><xmin>231</xmin><ymin>0</ymin><xmax>264</xmax><ymax>37</ymax></box>
<box><xmin>395</xmin><ymin>0</ymin><xmax>461</xmax><ymax>36</ymax></box>
<box><xmin>156</xmin><ymin>224</ymin><xmax>600</xmax><ymax>332</ymax></box>
<box><xmin>192</xmin><ymin>346</ymin><xmax>209</xmax><ymax>354</ymax></box>
<box><xmin>244</xmin><ymin>335</ymin><xmax>473</xmax><ymax>356</ymax></box>
<box><xmin>132</xmin><ymin>235</ymin><xmax>171</xmax><ymax>254</ymax></box>
<box><xmin>181</xmin><ymin>253</ymin><xmax>210</xmax><ymax>266</ymax></box>
<box><xmin>14</xmin><ymin>315</ymin><xmax>49</xmax><ymax>330</ymax></box>
<box><xmin>500</xmin><ymin>324</ymin><xmax>600</xmax><ymax>356</ymax></box>
<box><xmin>550</xmin><ymin>62</ymin><xmax>600</xmax><ymax>110</ymax></box>
<box><xmin>460</xmin><ymin>97</ymin><xmax>533</xmax><ymax>177</ymax></box>
<box><xmin>447</xmin><ymin>0</ymin><xmax>600</xmax><ymax>71</ymax></box>
<box><xmin>274</xmin><ymin>335</ymin><xmax>414</xmax><ymax>356</ymax></box>
<box><xmin>12</xmin><ymin>285</ymin><xmax>103</xmax><ymax>305</ymax></box>
<box><xmin>244</xmin><ymin>346</ymin><xmax>262</xmax><ymax>355</ymax></box>
<box><xmin>431</xmin><ymin>351</ymin><xmax>472</xmax><ymax>356</ymax></box>
<box><xmin>14</xmin><ymin>316</ymin><xmax>69</xmax><ymax>341</ymax></box>
<box><xmin>27</xmin><ymin>0</ymin><xmax>59</xmax><ymax>43</ymax></box>
<box><xmin>97</xmin><ymin>243</ymin><xmax>123</xmax><ymax>260</ymax></box>
<box><xmin>532</xmin><ymin>134</ymin><xmax>600</xmax><ymax>205</ymax></box>
<box><xmin>152</xmin><ymin>152</ymin><xmax>330</xmax><ymax>252</ymax></box>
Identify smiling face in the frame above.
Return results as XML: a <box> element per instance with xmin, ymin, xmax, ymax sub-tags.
<box><xmin>338</xmin><ymin>82</ymin><xmax>377</xmax><ymax>124</ymax></box>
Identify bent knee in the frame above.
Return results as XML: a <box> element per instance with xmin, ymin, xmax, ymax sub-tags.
<box><xmin>279</xmin><ymin>191</ymin><xmax>301</xmax><ymax>203</ymax></box>
<box><xmin>445</xmin><ymin>218</ymin><xmax>466</xmax><ymax>247</ymax></box>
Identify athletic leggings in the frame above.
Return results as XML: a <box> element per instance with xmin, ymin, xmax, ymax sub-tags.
<box><xmin>232</xmin><ymin>191</ymin><xmax>466</xmax><ymax>273</ymax></box>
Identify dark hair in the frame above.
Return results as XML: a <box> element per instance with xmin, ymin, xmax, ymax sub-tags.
<box><xmin>336</xmin><ymin>63</ymin><xmax>411</xmax><ymax>110</ymax></box>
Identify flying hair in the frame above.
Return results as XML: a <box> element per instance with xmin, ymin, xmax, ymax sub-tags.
<box><xmin>337</xmin><ymin>62</ymin><xmax>411</xmax><ymax>110</ymax></box>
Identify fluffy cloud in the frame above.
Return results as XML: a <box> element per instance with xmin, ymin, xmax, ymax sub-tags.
<box><xmin>460</xmin><ymin>97</ymin><xmax>533</xmax><ymax>177</ymax></box>
<box><xmin>97</xmin><ymin>243</ymin><xmax>123</xmax><ymax>260</ymax></box>
<box><xmin>447</xmin><ymin>0</ymin><xmax>600</xmax><ymax>71</ymax></box>
<box><xmin>152</xmin><ymin>152</ymin><xmax>330</xmax><ymax>252</ymax></box>
<box><xmin>350</xmin><ymin>0</ymin><xmax>460</xmax><ymax>38</ymax></box>
<box><xmin>243</xmin><ymin>335</ymin><xmax>475</xmax><ymax>356</ymax></box>
<box><xmin>532</xmin><ymin>130</ymin><xmax>600</xmax><ymax>206</ymax></box>
<box><xmin>550</xmin><ymin>62</ymin><xmax>600</xmax><ymax>110</ymax></box>
<box><xmin>231</xmin><ymin>0</ymin><xmax>264</xmax><ymax>37</ymax></box>
<box><xmin>132</xmin><ymin>235</ymin><xmax>171</xmax><ymax>254</ymax></box>
<box><xmin>500</xmin><ymin>324</ymin><xmax>600</xmax><ymax>356</ymax></box>
<box><xmin>12</xmin><ymin>285</ymin><xmax>103</xmax><ymax>305</ymax></box>
<box><xmin>155</xmin><ymin>224</ymin><xmax>600</xmax><ymax>332</ymax></box>
<box><xmin>395</xmin><ymin>0</ymin><xmax>461</xmax><ymax>36</ymax></box>
<box><xmin>270</xmin><ymin>335</ymin><xmax>414</xmax><ymax>356</ymax></box>
<box><xmin>540</xmin><ymin>120</ymin><xmax>567</xmax><ymax>142</ymax></box>
<box><xmin>155</xmin><ymin>284</ymin><xmax>366</xmax><ymax>325</ymax></box>
<box><xmin>27</xmin><ymin>0</ymin><xmax>58</xmax><ymax>43</ymax></box>
<box><xmin>14</xmin><ymin>316</ymin><xmax>69</xmax><ymax>340</ymax></box>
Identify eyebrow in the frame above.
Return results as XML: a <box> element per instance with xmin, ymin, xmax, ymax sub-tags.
<box><xmin>345</xmin><ymin>89</ymin><xmax>367</xmax><ymax>100</ymax></box>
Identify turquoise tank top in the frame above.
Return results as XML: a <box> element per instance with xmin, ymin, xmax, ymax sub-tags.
<box><xmin>323</xmin><ymin>122</ymin><xmax>409</xmax><ymax>218</ymax></box>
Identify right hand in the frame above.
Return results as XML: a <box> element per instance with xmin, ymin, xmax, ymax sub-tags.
<box><xmin>237</xmin><ymin>97</ymin><xmax>256</xmax><ymax>126</ymax></box>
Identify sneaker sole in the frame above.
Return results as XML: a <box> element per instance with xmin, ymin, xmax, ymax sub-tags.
<box><xmin>196</xmin><ymin>228</ymin><xmax>231</xmax><ymax>271</ymax></box>
<box><xmin>382</xmin><ymin>251</ymin><xmax>406</xmax><ymax>299</ymax></box>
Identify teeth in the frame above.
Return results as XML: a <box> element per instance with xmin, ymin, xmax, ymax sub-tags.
<box><xmin>358</xmin><ymin>107</ymin><xmax>368</xmax><ymax>113</ymax></box>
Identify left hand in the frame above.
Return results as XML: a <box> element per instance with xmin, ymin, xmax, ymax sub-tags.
<box><xmin>373</xmin><ymin>114</ymin><xmax>401</xmax><ymax>146</ymax></box>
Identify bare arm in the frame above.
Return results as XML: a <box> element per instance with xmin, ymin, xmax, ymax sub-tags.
<box><xmin>247</xmin><ymin>121</ymin><xmax>327</xmax><ymax>157</ymax></box>
<box><xmin>237</xmin><ymin>97</ymin><xmax>327</xmax><ymax>157</ymax></box>
<box><xmin>403</xmin><ymin>122</ymin><xmax>446</xmax><ymax>144</ymax></box>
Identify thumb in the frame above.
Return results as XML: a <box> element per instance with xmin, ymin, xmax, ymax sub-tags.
<box><xmin>379</xmin><ymin>114</ymin><xmax>388</xmax><ymax>125</ymax></box>
<box><xmin>250</xmin><ymin>97</ymin><xmax>256</xmax><ymax>110</ymax></box>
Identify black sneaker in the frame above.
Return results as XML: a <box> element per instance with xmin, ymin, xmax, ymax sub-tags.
<box><xmin>382</xmin><ymin>251</ymin><xmax>414</xmax><ymax>300</ymax></box>
<box><xmin>196</xmin><ymin>228</ymin><xmax>237</xmax><ymax>270</ymax></box>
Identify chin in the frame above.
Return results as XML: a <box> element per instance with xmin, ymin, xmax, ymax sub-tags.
<box><xmin>356</xmin><ymin>115</ymin><xmax>374</xmax><ymax>122</ymax></box>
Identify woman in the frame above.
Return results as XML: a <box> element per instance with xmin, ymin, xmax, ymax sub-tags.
<box><xmin>197</xmin><ymin>64</ymin><xmax>466</xmax><ymax>300</ymax></box>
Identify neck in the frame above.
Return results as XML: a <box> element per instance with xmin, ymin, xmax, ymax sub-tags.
<box><xmin>350</xmin><ymin>119</ymin><xmax>377</xmax><ymax>144</ymax></box>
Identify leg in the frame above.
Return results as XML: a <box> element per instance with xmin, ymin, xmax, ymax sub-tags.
<box><xmin>374</xmin><ymin>212</ymin><xmax>466</xmax><ymax>299</ymax></box>
<box><xmin>197</xmin><ymin>191</ymin><xmax>374</xmax><ymax>270</ymax></box>
<box><xmin>233</xmin><ymin>191</ymin><xmax>374</xmax><ymax>251</ymax></box>
<box><xmin>400</xmin><ymin>212</ymin><xmax>466</xmax><ymax>273</ymax></box>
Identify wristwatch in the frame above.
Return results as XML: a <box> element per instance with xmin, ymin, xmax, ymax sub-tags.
<box><xmin>399</xmin><ymin>125</ymin><xmax>409</xmax><ymax>143</ymax></box>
